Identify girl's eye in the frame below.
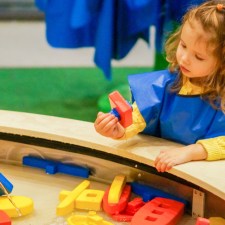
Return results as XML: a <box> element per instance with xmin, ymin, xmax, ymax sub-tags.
<box><xmin>195</xmin><ymin>55</ymin><xmax>204</xmax><ymax>61</ymax></box>
<box><xmin>180</xmin><ymin>42</ymin><xmax>186</xmax><ymax>48</ymax></box>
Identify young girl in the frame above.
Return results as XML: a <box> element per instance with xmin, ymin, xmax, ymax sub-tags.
<box><xmin>94</xmin><ymin>1</ymin><xmax>225</xmax><ymax>172</ymax></box>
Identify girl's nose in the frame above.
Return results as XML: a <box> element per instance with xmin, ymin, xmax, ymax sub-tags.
<box><xmin>181</xmin><ymin>53</ymin><xmax>190</xmax><ymax>65</ymax></box>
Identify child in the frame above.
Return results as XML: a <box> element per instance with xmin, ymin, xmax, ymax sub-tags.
<box><xmin>94</xmin><ymin>1</ymin><xmax>225</xmax><ymax>172</ymax></box>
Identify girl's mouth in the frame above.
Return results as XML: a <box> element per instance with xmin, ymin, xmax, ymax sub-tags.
<box><xmin>180</xmin><ymin>65</ymin><xmax>190</xmax><ymax>73</ymax></box>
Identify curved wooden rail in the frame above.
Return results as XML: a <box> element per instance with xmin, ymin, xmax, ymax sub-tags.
<box><xmin>0</xmin><ymin>110</ymin><xmax>225</xmax><ymax>200</ymax></box>
<box><xmin>0</xmin><ymin>110</ymin><xmax>224</xmax><ymax>204</ymax></box>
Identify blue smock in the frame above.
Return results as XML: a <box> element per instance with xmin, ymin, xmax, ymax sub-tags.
<box><xmin>35</xmin><ymin>0</ymin><xmax>160</xmax><ymax>80</ymax></box>
<box><xmin>128</xmin><ymin>70</ymin><xmax>225</xmax><ymax>145</ymax></box>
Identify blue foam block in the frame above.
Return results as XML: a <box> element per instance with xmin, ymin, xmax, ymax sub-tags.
<box><xmin>23</xmin><ymin>156</ymin><xmax>89</xmax><ymax>178</ymax></box>
<box><xmin>130</xmin><ymin>181</ymin><xmax>189</xmax><ymax>206</ymax></box>
<box><xmin>0</xmin><ymin>173</ymin><xmax>13</xmax><ymax>195</ymax></box>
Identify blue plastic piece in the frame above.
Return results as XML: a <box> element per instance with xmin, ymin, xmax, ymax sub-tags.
<box><xmin>110</xmin><ymin>108</ymin><xmax>121</xmax><ymax>120</ymax></box>
<box><xmin>130</xmin><ymin>181</ymin><xmax>189</xmax><ymax>206</ymax></box>
<box><xmin>0</xmin><ymin>173</ymin><xmax>13</xmax><ymax>195</ymax></box>
<box><xmin>109</xmin><ymin>98</ymin><xmax>132</xmax><ymax>122</ymax></box>
<box><xmin>23</xmin><ymin>156</ymin><xmax>90</xmax><ymax>178</ymax></box>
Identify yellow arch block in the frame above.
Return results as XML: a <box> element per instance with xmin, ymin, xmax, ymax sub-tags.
<box><xmin>56</xmin><ymin>180</ymin><xmax>90</xmax><ymax>216</ymax></box>
<box><xmin>108</xmin><ymin>174</ymin><xmax>126</xmax><ymax>204</ymax></box>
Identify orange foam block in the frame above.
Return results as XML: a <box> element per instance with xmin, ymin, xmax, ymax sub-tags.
<box><xmin>109</xmin><ymin>91</ymin><xmax>132</xmax><ymax>128</ymax></box>
<box><xmin>131</xmin><ymin>197</ymin><xmax>185</xmax><ymax>225</ymax></box>
<box><xmin>56</xmin><ymin>180</ymin><xmax>90</xmax><ymax>216</ymax></box>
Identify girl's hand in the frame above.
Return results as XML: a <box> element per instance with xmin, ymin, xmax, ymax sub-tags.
<box><xmin>154</xmin><ymin>144</ymin><xmax>207</xmax><ymax>172</ymax></box>
<box><xmin>94</xmin><ymin>112</ymin><xmax>125</xmax><ymax>139</ymax></box>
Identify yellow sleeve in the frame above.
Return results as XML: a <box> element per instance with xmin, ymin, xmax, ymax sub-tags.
<box><xmin>117</xmin><ymin>102</ymin><xmax>146</xmax><ymax>140</ymax></box>
<box><xmin>197</xmin><ymin>136</ymin><xmax>225</xmax><ymax>160</ymax></box>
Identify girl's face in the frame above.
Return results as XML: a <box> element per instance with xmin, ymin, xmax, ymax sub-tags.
<box><xmin>176</xmin><ymin>20</ymin><xmax>218</xmax><ymax>79</ymax></box>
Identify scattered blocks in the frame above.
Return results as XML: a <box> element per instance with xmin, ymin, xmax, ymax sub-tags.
<box><xmin>109</xmin><ymin>91</ymin><xmax>132</xmax><ymax>128</ymax></box>
<box><xmin>56</xmin><ymin>180</ymin><xmax>90</xmax><ymax>216</ymax></box>
<box><xmin>0</xmin><ymin>210</ymin><xmax>11</xmax><ymax>225</ymax></box>
<box><xmin>56</xmin><ymin>175</ymin><xmax>191</xmax><ymax>224</ymax></box>
<box><xmin>108</xmin><ymin>174</ymin><xmax>126</xmax><ymax>204</ymax></box>
<box><xmin>0</xmin><ymin>174</ymin><xmax>13</xmax><ymax>196</ymax></box>
<box><xmin>75</xmin><ymin>189</ymin><xmax>105</xmax><ymax>211</ymax></box>
<box><xmin>23</xmin><ymin>156</ymin><xmax>90</xmax><ymax>178</ymax></box>
<box><xmin>131</xmin><ymin>197</ymin><xmax>185</xmax><ymax>225</ymax></box>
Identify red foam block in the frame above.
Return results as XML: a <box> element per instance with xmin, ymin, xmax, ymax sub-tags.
<box><xmin>125</xmin><ymin>197</ymin><xmax>145</xmax><ymax>215</ymax></box>
<box><xmin>0</xmin><ymin>210</ymin><xmax>11</xmax><ymax>225</ymax></box>
<box><xmin>103</xmin><ymin>184</ymin><xmax>131</xmax><ymax>215</ymax></box>
<box><xmin>112</xmin><ymin>197</ymin><xmax>145</xmax><ymax>222</ymax></box>
<box><xmin>109</xmin><ymin>91</ymin><xmax>132</xmax><ymax>128</ymax></box>
<box><xmin>131</xmin><ymin>197</ymin><xmax>185</xmax><ymax>225</ymax></box>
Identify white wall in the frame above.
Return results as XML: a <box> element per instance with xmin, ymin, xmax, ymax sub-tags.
<box><xmin>0</xmin><ymin>21</ymin><xmax>154</xmax><ymax>68</ymax></box>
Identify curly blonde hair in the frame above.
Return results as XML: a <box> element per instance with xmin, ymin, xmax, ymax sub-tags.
<box><xmin>165</xmin><ymin>0</ymin><xmax>225</xmax><ymax>112</ymax></box>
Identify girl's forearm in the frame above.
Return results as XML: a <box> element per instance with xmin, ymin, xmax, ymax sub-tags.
<box><xmin>187</xmin><ymin>144</ymin><xmax>208</xmax><ymax>161</ymax></box>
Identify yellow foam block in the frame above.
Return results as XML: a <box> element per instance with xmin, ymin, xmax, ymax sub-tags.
<box><xmin>56</xmin><ymin>180</ymin><xmax>90</xmax><ymax>216</ymax></box>
<box><xmin>75</xmin><ymin>189</ymin><xmax>105</xmax><ymax>211</ymax></box>
<box><xmin>59</xmin><ymin>190</ymin><xmax>71</xmax><ymax>201</ymax></box>
<box><xmin>209</xmin><ymin>217</ymin><xmax>225</xmax><ymax>225</ymax></box>
<box><xmin>67</xmin><ymin>211</ymin><xmax>113</xmax><ymax>225</ymax></box>
<box><xmin>0</xmin><ymin>195</ymin><xmax>34</xmax><ymax>218</ymax></box>
<box><xmin>108</xmin><ymin>174</ymin><xmax>126</xmax><ymax>204</ymax></box>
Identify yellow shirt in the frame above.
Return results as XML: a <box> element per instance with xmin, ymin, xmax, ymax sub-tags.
<box><xmin>118</xmin><ymin>79</ymin><xmax>225</xmax><ymax>161</ymax></box>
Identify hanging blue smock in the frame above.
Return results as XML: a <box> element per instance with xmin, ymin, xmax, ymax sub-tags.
<box><xmin>35</xmin><ymin>0</ymin><xmax>47</xmax><ymax>11</ymax></box>
<box><xmin>35</xmin><ymin>0</ymin><xmax>161</xmax><ymax>80</ymax></box>
<box><xmin>165</xmin><ymin>0</ymin><xmax>206</xmax><ymax>23</ymax></box>
<box><xmin>128</xmin><ymin>70</ymin><xmax>225</xmax><ymax>145</ymax></box>
<box><xmin>35</xmin><ymin>0</ymin><xmax>205</xmax><ymax>79</ymax></box>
